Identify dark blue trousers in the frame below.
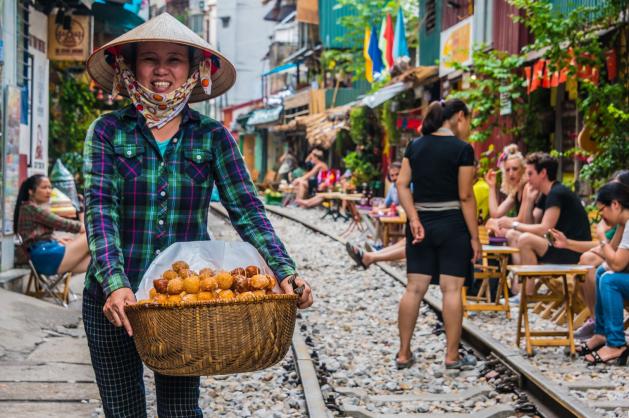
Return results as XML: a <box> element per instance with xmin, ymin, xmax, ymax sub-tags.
<box><xmin>83</xmin><ymin>290</ymin><xmax>202</xmax><ymax>417</ymax></box>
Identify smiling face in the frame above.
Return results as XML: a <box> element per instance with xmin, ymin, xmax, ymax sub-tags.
<box><xmin>135</xmin><ymin>42</ymin><xmax>191</xmax><ymax>94</ymax></box>
<box><xmin>30</xmin><ymin>177</ymin><xmax>52</xmax><ymax>204</ymax></box>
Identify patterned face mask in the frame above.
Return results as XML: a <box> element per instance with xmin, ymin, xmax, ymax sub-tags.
<box><xmin>110</xmin><ymin>53</ymin><xmax>214</xmax><ymax>129</ymax></box>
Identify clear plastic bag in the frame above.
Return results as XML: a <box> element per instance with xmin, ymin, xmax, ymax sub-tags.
<box><xmin>135</xmin><ymin>240</ymin><xmax>272</xmax><ymax>300</ymax></box>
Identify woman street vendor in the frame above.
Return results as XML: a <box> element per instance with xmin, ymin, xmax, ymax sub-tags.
<box><xmin>83</xmin><ymin>13</ymin><xmax>312</xmax><ymax>417</ymax></box>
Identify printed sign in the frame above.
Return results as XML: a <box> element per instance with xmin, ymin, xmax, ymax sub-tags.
<box><xmin>3</xmin><ymin>86</ymin><xmax>22</xmax><ymax>234</ymax></box>
<box><xmin>30</xmin><ymin>9</ymin><xmax>49</xmax><ymax>173</ymax></box>
<box><xmin>439</xmin><ymin>16</ymin><xmax>474</xmax><ymax>77</ymax></box>
<box><xmin>48</xmin><ymin>13</ymin><xmax>92</xmax><ymax>61</ymax></box>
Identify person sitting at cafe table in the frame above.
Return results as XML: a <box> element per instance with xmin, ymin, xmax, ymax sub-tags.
<box><xmin>291</xmin><ymin>148</ymin><xmax>328</xmax><ymax>201</ymax></box>
<box><xmin>498</xmin><ymin>152</ymin><xmax>591</xmax><ymax>299</ymax></box>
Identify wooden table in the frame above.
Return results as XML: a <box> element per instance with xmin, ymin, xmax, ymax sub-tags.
<box><xmin>378</xmin><ymin>215</ymin><xmax>406</xmax><ymax>246</ymax></box>
<box><xmin>508</xmin><ymin>264</ymin><xmax>591</xmax><ymax>356</ymax></box>
<box><xmin>463</xmin><ymin>245</ymin><xmax>519</xmax><ymax>318</ymax></box>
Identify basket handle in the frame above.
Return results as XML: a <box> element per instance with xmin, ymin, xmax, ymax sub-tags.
<box><xmin>287</xmin><ymin>275</ymin><xmax>305</xmax><ymax>299</ymax></box>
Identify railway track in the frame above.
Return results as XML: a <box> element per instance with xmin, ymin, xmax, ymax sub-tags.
<box><xmin>210</xmin><ymin>203</ymin><xmax>606</xmax><ymax>418</ymax></box>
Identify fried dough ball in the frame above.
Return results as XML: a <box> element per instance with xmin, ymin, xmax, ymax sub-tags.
<box><xmin>149</xmin><ymin>288</ymin><xmax>157</xmax><ymax>299</ymax></box>
<box><xmin>200</xmin><ymin>276</ymin><xmax>218</xmax><ymax>292</ymax></box>
<box><xmin>167</xmin><ymin>278</ymin><xmax>184</xmax><ymax>295</ymax></box>
<box><xmin>199</xmin><ymin>268</ymin><xmax>214</xmax><ymax>279</ymax></box>
<box><xmin>253</xmin><ymin>290</ymin><xmax>267</xmax><ymax>297</ymax></box>
<box><xmin>215</xmin><ymin>271</ymin><xmax>234</xmax><ymax>290</ymax></box>
<box><xmin>250</xmin><ymin>274</ymin><xmax>270</xmax><ymax>290</ymax></box>
<box><xmin>236</xmin><ymin>291</ymin><xmax>255</xmax><ymax>301</ymax></box>
<box><xmin>267</xmin><ymin>275</ymin><xmax>277</xmax><ymax>290</ymax></box>
<box><xmin>218</xmin><ymin>289</ymin><xmax>235</xmax><ymax>300</ymax></box>
<box><xmin>154</xmin><ymin>294</ymin><xmax>168</xmax><ymax>304</ymax></box>
<box><xmin>230</xmin><ymin>267</ymin><xmax>246</xmax><ymax>277</ymax></box>
<box><xmin>167</xmin><ymin>294</ymin><xmax>182</xmax><ymax>304</ymax></box>
<box><xmin>182</xmin><ymin>293</ymin><xmax>198</xmax><ymax>303</ymax></box>
<box><xmin>183</xmin><ymin>276</ymin><xmax>201</xmax><ymax>294</ymax></box>
<box><xmin>162</xmin><ymin>270</ymin><xmax>178</xmax><ymax>280</ymax></box>
<box><xmin>172</xmin><ymin>260</ymin><xmax>189</xmax><ymax>272</ymax></box>
<box><xmin>177</xmin><ymin>268</ymin><xmax>193</xmax><ymax>279</ymax></box>
<box><xmin>197</xmin><ymin>291</ymin><xmax>215</xmax><ymax>301</ymax></box>
<box><xmin>245</xmin><ymin>265</ymin><xmax>260</xmax><ymax>278</ymax></box>
<box><xmin>153</xmin><ymin>278</ymin><xmax>169</xmax><ymax>294</ymax></box>
<box><xmin>234</xmin><ymin>275</ymin><xmax>250</xmax><ymax>293</ymax></box>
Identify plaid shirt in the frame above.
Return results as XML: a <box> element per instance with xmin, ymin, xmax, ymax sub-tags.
<box><xmin>18</xmin><ymin>201</ymin><xmax>82</xmax><ymax>248</ymax></box>
<box><xmin>83</xmin><ymin>105</ymin><xmax>296</xmax><ymax>300</ymax></box>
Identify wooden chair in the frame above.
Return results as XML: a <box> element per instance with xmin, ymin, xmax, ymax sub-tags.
<box><xmin>509</xmin><ymin>264</ymin><xmax>590</xmax><ymax>356</ymax></box>
<box><xmin>462</xmin><ymin>226</ymin><xmax>514</xmax><ymax>318</ymax></box>
<box><xmin>17</xmin><ymin>235</ymin><xmax>74</xmax><ymax>307</ymax></box>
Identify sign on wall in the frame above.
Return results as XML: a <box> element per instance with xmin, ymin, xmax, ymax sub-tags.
<box><xmin>439</xmin><ymin>16</ymin><xmax>474</xmax><ymax>77</ymax></box>
<box><xmin>48</xmin><ymin>13</ymin><xmax>92</xmax><ymax>61</ymax></box>
<box><xmin>30</xmin><ymin>9</ymin><xmax>49</xmax><ymax>173</ymax></box>
<box><xmin>3</xmin><ymin>86</ymin><xmax>22</xmax><ymax>234</ymax></box>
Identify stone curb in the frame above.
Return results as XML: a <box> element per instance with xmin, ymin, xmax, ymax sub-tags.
<box><xmin>260</xmin><ymin>205</ymin><xmax>604</xmax><ymax>418</ymax></box>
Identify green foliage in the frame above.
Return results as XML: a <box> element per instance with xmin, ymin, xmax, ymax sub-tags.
<box><xmin>380</xmin><ymin>100</ymin><xmax>399</xmax><ymax>145</ymax></box>
<box><xmin>49</xmin><ymin>73</ymin><xmax>99</xmax><ymax>165</ymax></box>
<box><xmin>343</xmin><ymin>151</ymin><xmax>380</xmax><ymax>186</ymax></box>
<box><xmin>449</xmin><ymin>46</ymin><xmax>526</xmax><ymax>143</ymax></box>
<box><xmin>349</xmin><ymin>106</ymin><xmax>381</xmax><ymax>146</ymax></box>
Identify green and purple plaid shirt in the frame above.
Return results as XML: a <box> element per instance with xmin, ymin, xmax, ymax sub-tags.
<box><xmin>83</xmin><ymin>105</ymin><xmax>296</xmax><ymax>301</ymax></box>
<box><xmin>18</xmin><ymin>201</ymin><xmax>82</xmax><ymax>248</ymax></box>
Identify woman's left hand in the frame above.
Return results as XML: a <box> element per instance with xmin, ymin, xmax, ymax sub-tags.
<box><xmin>471</xmin><ymin>238</ymin><xmax>482</xmax><ymax>263</ymax></box>
<box><xmin>280</xmin><ymin>275</ymin><xmax>313</xmax><ymax>309</ymax></box>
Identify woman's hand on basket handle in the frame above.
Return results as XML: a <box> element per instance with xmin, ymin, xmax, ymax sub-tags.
<box><xmin>103</xmin><ymin>287</ymin><xmax>136</xmax><ymax>336</ymax></box>
<box><xmin>280</xmin><ymin>275</ymin><xmax>313</xmax><ymax>309</ymax></box>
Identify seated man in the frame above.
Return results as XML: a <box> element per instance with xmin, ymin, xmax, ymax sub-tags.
<box><xmin>498</xmin><ymin>153</ymin><xmax>591</xmax><ymax>296</ymax></box>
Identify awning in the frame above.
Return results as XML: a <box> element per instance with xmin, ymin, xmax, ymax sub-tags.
<box><xmin>361</xmin><ymin>82</ymin><xmax>413</xmax><ymax>108</ymax></box>
<box><xmin>246</xmin><ymin>106</ymin><xmax>283</xmax><ymax>127</ymax></box>
<box><xmin>391</xmin><ymin>66</ymin><xmax>439</xmax><ymax>85</ymax></box>
<box><xmin>262</xmin><ymin>62</ymin><xmax>297</xmax><ymax>77</ymax></box>
<box><xmin>93</xmin><ymin>1</ymin><xmax>145</xmax><ymax>37</ymax></box>
<box><xmin>295</xmin><ymin>104</ymin><xmax>352</xmax><ymax>149</ymax></box>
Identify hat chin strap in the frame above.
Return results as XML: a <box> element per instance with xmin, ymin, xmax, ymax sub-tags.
<box><xmin>111</xmin><ymin>55</ymin><xmax>213</xmax><ymax>129</ymax></box>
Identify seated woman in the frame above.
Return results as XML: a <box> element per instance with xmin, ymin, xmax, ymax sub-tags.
<box><xmin>15</xmin><ymin>174</ymin><xmax>90</xmax><ymax>276</ymax></box>
<box><xmin>291</xmin><ymin>149</ymin><xmax>328</xmax><ymax>201</ymax></box>
<box><xmin>295</xmin><ymin>169</ymin><xmax>346</xmax><ymax>209</ymax></box>
<box><xmin>576</xmin><ymin>182</ymin><xmax>629</xmax><ymax>365</ymax></box>
<box><xmin>485</xmin><ymin>144</ymin><xmax>527</xmax><ymax>237</ymax></box>
<box><xmin>550</xmin><ymin>170</ymin><xmax>629</xmax><ymax>340</ymax></box>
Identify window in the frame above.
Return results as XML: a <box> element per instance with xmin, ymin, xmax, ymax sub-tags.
<box><xmin>425</xmin><ymin>0</ymin><xmax>436</xmax><ymax>33</ymax></box>
<box><xmin>189</xmin><ymin>14</ymin><xmax>204</xmax><ymax>35</ymax></box>
<box><xmin>17</xmin><ymin>0</ymin><xmax>30</xmax><ymax>87</ymax></box>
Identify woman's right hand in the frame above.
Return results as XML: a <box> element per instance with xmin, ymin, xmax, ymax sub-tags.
<box><xmin>548</xmin><ymin>228</ymin><xmax>568</xmax><ymax>249</ymax></box>
<box><xmin>409</xmin><ymin>218</ymin><xmax>425</xmax><ymax>244</ymax></box>
<box><xmin>103</xmin><ymin>287</ymin><xmax>136</xmax><ymax>336</ymax></box>
<box><xmin>484</xmin><ymin>170</ymin><xmax>497</xmax><ymax>187</ymax></box>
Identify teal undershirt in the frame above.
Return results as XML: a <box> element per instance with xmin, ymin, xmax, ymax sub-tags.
<box><xmin>156</xmin><ymin>138</ymin><xmax>172</xmax><ymax>157</ymax></box>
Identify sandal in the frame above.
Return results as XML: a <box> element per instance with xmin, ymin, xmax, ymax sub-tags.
<box><xmin>345</xmin><ymin>242</ymin><xmax>367</xmax><ymax>269</ymax></box>
<box><xmin>585</xmin><ymin>345</ymin><xmax>629</xmax><ymax>366</ymax></box>
<box><xmin>576</xmin><ymin>340</ymin><xmax>605</xmax><ymax>357</ymax></box>
<box><xmin>395</xmin><ymin>352</ymin><xmax>415</xmax><ymax>370</ymax></box>
<box><xmin>445</xmin><ymin>354</ymin><xmax>477</xmax><ymax>370</ymax></box>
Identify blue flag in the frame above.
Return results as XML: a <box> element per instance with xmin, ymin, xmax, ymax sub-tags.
<box><xmin>393</xmin><ymin>7</ymin><xmax>409</xmax><ymax>61</ymax></box>
<box><xmin>368</xmin><ymin>24</ymin><xmax>384</xmax><ymax>79</ymax></box>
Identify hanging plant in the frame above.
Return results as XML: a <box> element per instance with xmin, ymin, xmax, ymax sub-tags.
<box><xmin>381</xmin><ymin>100</ymin><xmax>399</xmax><ymax>145</ymax></box>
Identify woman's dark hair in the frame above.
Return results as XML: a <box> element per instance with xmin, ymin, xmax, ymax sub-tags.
<box><xmin>13</xmin><ymin>174</ymin><xmax>47</xmax><ymax>234</ymax></box>
<box><xmin>421</xmin><ymin>99</ymin><xmax>470</xmax><ymax>136</ymax></box>
<box><xmin>596</xmin><ymin>182</ymin><xmax>629</xmax><ymax>209</ymax></box>
<box><xmin>612</xmin><ymin>169</ymin><xmax>629</xmax><ymax>186</ymax></box>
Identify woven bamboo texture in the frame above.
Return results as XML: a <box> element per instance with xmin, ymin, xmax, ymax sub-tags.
<box><xmin>125</xmin><ymin>294</ymin><xmax>298</xmax><ymax>376</ymax></box>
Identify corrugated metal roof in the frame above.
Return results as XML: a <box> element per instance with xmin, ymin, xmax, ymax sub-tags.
<box><xmin>551</xmin><ymin>0</ymin><xmax>602</xmax><ymax>15</ymax></box>
<box><xmin>319</xmin><ymin>0</ymin><xmax>358</xmax><ymax>49</ymax></box>
<box><xmin>493</xmin><ymin>0</ymin><xmax>531</xmax><ymax>55</ymax></box>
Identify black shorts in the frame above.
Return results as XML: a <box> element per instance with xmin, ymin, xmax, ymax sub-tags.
<box><xmin>406</xmin><ymin>209</ymin><xmax>473</xmax><ymax>286</ymax></box>
<box><xmin>539</xmin><ymin>246</ymin><xmax>581</xmax><ymax>264</ymax></box>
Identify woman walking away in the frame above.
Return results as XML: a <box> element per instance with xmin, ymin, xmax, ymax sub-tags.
<box><xmin>396</xmin><ymin>99</ymin><xmax>480</xmax><ymax>370</ymax></box>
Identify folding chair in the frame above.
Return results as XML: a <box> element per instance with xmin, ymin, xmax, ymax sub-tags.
<box><xmin>16</xmin><ymin>234</ymin><xmax>75</xmax><ymax>307</ymax></box>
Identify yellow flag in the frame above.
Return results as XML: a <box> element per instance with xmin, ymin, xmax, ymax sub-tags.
<box><xmin>364</xmin><ymin>27</ymin><xmax>373</xmax><ymax>83</ymax></box>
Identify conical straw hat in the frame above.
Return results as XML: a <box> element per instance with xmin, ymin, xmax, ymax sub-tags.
<box><xmin>86</xmin><ymin>13</ymin><xmax>236</xmax><ymax>102</ymax></box>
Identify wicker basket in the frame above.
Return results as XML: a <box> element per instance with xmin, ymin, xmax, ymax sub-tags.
<box><xmin>125</xmin><ymin>294</ymin><xmax>298</xmax><ymax>376</ymax></box>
